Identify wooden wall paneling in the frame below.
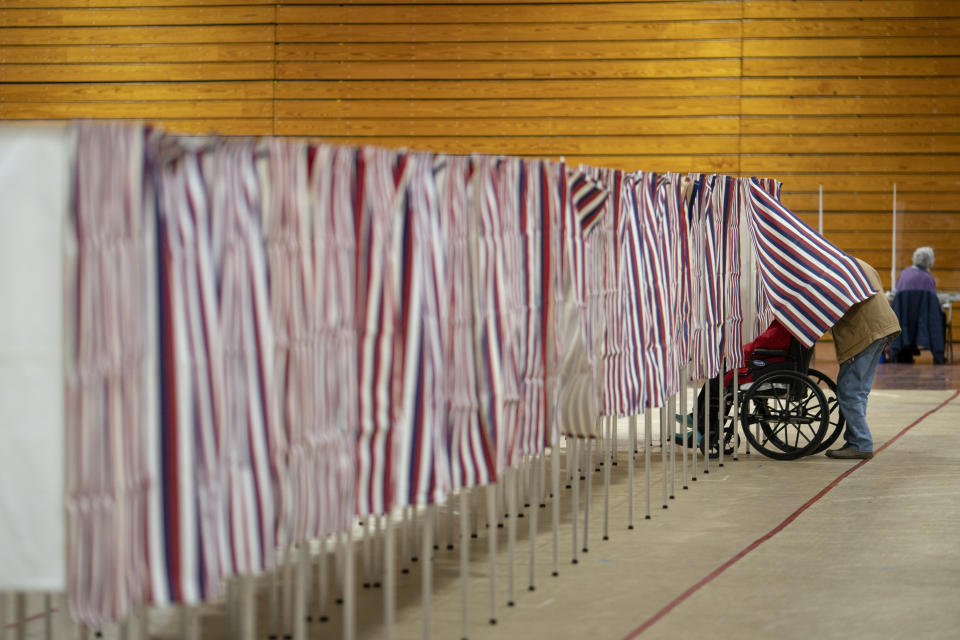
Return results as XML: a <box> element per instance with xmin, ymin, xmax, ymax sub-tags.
<box><xmin>275</xmin><ymin>78</ymin><xmax>743</xmax><ymax>99</ymax></box>
<box><xmin>3</xmin><ymin>0</ymin><xmax>959</xmax><ymax>337</ymax></box>
<box><xmin>0</xmin><ymin>6</ymin><xmax>276</xmax><ymax>27</ymax></box>
<box><xmin>744</xmin><ymin>1</ymin><xmax>960</xmax><ymax>19</ymax></box>
<box><xmin>277</xmin><ymin>3</ymin><xmax>744</xmax><ymax>23</ymax></box>
<box><xmin>741</xmin><ymin>0</ymin><xmax>960</xmax><ymax>344</ymax></box>
<box><xmin>0</xmin><ymin>3</ymin><xmax>277</xmax><ymax>135</ymax></box>
<box><xmin>275</xmin><ymin>0</ymin><xmax>744</xmax><ymax>177</ymax></box>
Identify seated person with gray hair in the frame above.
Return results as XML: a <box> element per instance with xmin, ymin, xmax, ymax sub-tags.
<box><xmin>891</xmin><ymin>246</ymin><xmax>946</xmax><ymax>364</ymax></box>
<box><xmin>895</xmin><ymin>246</ymin><xmax>937</xmax><ymax>294</ymax></box>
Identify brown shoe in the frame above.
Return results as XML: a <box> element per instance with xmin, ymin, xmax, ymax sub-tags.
<box><xmin>825</xmin><ymin>446</ymin><xmax>873</xmax><ymax>460</ymax></box>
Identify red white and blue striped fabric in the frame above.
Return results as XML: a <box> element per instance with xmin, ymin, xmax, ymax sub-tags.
<box><xmin>609</xmin><ymin>170</ymin><xmax>642</xmax><ymax>417</ymax></box>
<box><xmin>666</xmin><ymin>173</ymin><xmax>694</xmax><ymax>379</ymax></box>
<box><xmin>585</xmin><ymin>167</ymin><xmax>628</xmax><ymax>418</ymax></box>
<box><xmin>355</xmin><ymin>148</ymin><xmax>452</xmax><ymax>513</ymax></box>
<box><xmin>474</xmin><ymin>155</ymin><xmax>526</xmax><ymax>469</ymax></box>
<box><xmin>311</xmin><ymin>144</ymin><xmax>359</xmax><ymax>535</ymax></box>
<box><xmin>150</xmin><ymin>137</ymin><xmax>282</xmax><ymax>608</ymax></box>
<box><xmin>265</xmin><ymin>140</ymin><xmax>357</xmax><ymax>546</ymax></box>
<box><xmin>660</xmin><ymin>173</ymin><xmax>689</xmax><ymax>396</ymax></box>
<box><xmin>152</xmin><ymin>139</ymin><xmax>230</xmax><ymax>607</ymax></box>
<box><xmin>67</xmin><ymin>122</ymin><xmax>152</xmax><ymax>626</ymax></box>
<box><xmin>699</xmin><ymin>175</ymin><xmax>725</xmax><ymax>379</ymax></box>
<box><xmin>618</xmin><ymin>173</ymin><xmax>646</xmax><ymax>414</ymax></box>
<box><xmin>713</xmin><ymin>175</ymin><xmax>740</xmax><ymax>372</ymax></box>
<box><xmin>634</xmin><ymin>171</ymin><xmax>670</xmax><ymax>409</ymax></box>
<box><xmin>207</xmin><ymin>141</ymin><xmax>278</xmax><ymax>580</ymax></box>
<box><xmin>435</xmin><ymin>155</ymin><xmax>496</xmax><ymax>489</ymax></box>
<box><xmin>724</xmin><ymin>178</ymin><xmax>745</xmax><ymax>368</ymax></box>
<box><xmin>556</xmin><ymin>167</ymin><xmax>608</xmax><ymax>437</ymax></box>
<box><xmin>741</xmin><ymin>178</ymin><xmax>776</xmax><ymax>337</ymax></box>
<box><xmin>578</xmin><ymin>167</ymin><xmax>614</xmax><ymax>428</ymax></box>
<box><xmin>539</xmin><ymin>160</ymin><xmax>568</xmax><ymax>448</ymax></box>
<box><xmin>516</xmin><ymin>159</ymin><xmax>548</xmax><ymax>461</ymax></box>
<box><xmin>743</xmin><ymin>177</ymin><xmax>875</xmax><ymax>347</ymax></box>
<box><xmin>685</xmin><ymin>174</ymin><xmax>707</xmax><ymax>380</ymax></box>
<box><xmin>567</xmin><ymin>169</ymin><xmax>609</xmax><ymax>318</ymax></box>
<box><xmin>396</xmin><ymin>151</ymin><xmax>452</xmax><ymax>508</ymax></box>
<box><xmin>354</xmin><ymin>145</ymin><xmax>396</xmax><ymax>517</ymax></box>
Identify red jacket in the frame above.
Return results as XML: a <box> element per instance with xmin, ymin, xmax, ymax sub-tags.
<box><xmin>724</xmin><ymin>319</ymin><xmax>792</xmax><ymax>385</ymax></box>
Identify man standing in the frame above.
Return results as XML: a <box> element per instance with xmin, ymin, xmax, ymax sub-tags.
<box><xmin>827</xmin><ymin>258</ymin><xmax>901</xmax><ymax>459</ymax></box>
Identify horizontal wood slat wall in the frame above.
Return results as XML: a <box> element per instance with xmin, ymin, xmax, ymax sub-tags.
<box><xmin>2</xmin><ymin>0</ymin><xmax>959</xmax><ymax>339</ymax></box>
<box><xmin>0</xmin><ymin>1</ymin><xmax>276</xmax><ymax>135</ymax></box>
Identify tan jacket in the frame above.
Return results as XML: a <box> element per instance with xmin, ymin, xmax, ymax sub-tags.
<box><xmin>832</xmin><ymin>259</ymin><xmax>901</xmax><ymax>363</ymax></box>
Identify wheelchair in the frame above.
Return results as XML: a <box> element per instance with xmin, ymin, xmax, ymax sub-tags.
<box><xmin>700</xmin><ymin>339</ymin><xmax>845</xmax><ymax>460</ymax></box>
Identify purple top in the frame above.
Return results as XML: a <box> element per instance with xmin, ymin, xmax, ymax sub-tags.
<box><xmin>895</xmin><ymin>265</ymin><xmax>937</xmax><ymax>293</ymax></box>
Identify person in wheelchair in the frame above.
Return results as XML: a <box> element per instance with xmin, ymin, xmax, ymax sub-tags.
<box><xmin>675</xmin><ymin>318</ymin><xmax>792</xmax><ymax>448</ymax></box>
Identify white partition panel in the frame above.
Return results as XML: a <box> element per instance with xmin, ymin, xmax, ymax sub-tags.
<box><xmin>0</xmin><ymin>124</ymin><xmax>72</xmax><ymax>590</ymax></box>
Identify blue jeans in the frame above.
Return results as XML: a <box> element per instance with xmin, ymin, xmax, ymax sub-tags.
<box><xmin>836</xmin><ymin>337</ymin><xmax>887</xmax><ymax>452</ymax></box>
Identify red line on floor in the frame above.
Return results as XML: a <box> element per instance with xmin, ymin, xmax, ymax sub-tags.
<box><xmin>2</xmin><ymin>609</ymin><xmax>55</xmax><ymax>630</ymax></box>
<box><xmin>622</xmin><ymin>388</ymin><xmax>960</xmax><ymax>639</ymax></box>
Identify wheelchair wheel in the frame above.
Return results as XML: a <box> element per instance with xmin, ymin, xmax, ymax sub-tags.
<box><xmin>806</xmin><ymin>368</ymin><xmax>845</xmax><ymax>454</ymax></box>
<box><xmin>739</xmin><ymin>370</ymin><xmax>829</xmax><ymax>460</ymax></box>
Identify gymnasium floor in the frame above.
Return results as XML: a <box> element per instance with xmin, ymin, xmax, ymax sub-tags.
<box><xmin>190</xmin><ymin>346</ymin><xmax>960</xmax><ymax>640</ymax></box>
<box><xmin>6</xmin><ymin>349</ymin><xmax>959</xmax><ymax>639</ymax></box>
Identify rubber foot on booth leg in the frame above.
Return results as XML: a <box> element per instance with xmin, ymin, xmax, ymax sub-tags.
<box><xmin>683</xmin><ymin>485</ymin><xmax>688</xmax><ymax>490</ymax></box>
<box><xmin>490</xmin><ymin>618</ymin><xmax>497</xmax><ymax>625</ymax></box>
<box><xmin>471</xmin><ymin>534</ymin><xmax>478</xmax><ymax>539</ymax></box>
<box><xmin>719</xmin><ymin>463</ymin><xmax>724</xmax><ymax>468</ymax></box>
<box><xmin>645</xmin><ymin>515</ymin><xmax>651</xmax><ymax>520</ymax></box>
<box><xmin>447</xmin><ymin>544</ymin><xmax>454</xmax><ymax>550</ymax></box>
<box><xmin>307</xmin><ymin>616</ymin><xmax>313</xmax><ymax>622</ymax></box>
<box><xmin>529</xmin><ymin>586</ymin><xmax>536</xmax><ymax>592</ymax></box>
<box><xmin>582</xmin><ymin>547</ymin><xmax>588</xmax><ymax>553</ymax></box>
<box><xmin>670</xmin><ymin>495</ymin><xmax>675</xmax><ymax>499</ymax></box>
<box><xmin>662</xmin><ymin>505</ymin><xmax>668</xmax><ymax>510</ymax></box>
<box><xmin>628</xmin><ymin>525</ymin><xmax>634</xmax><ymax>530</ymax></box>
<box><xmin>508</xmin><ymin>601</ymin><xmax>515</xmax><ymax>608</ymax></box>
<box><xmin>433</xmin><ymin>544</ymin><xmax>439</xmax><ymax>550</ymax></box>
<box><xmin>320</xmin><ymin>616</ymin><xmax>329</xmax><ymax>623</ymax></box>
<box><xmin>565</xmin><ymin>484</ymin><xmax>571</xmax><ymax>489</ymax></box>
<box><xmin>552</xmin><ymin>571</ymin><xmax>559</xmax><ymax>577</ymax></box>
<box><xmin>540</xmin><ymin>503</ymin><xmax>546</xmax><ymax>508</ymax></box>
<box><xmin>497</xmin><ymin>523</ymin><xmax>504</xmax><ymax>529</ymax></box>
<box><xmin>374</xmin><ymin>582</ymin><xmax>381</xmax><ymax>588</ymax></box>
<box><xmin>335</xmin><ymin>598</ymin><xmax>343</xmax><ymax>605</ymax></box>
<box><xmin>363</xmin><ymin>582</ymin><xmax>371</xmax><ymax>589</ymax></box>
<box><xmin>572</xmin><ymin>558</ymin><xmax>579</xmax><ymax>564</ymax></box>
<box><xmin>518</xmin><ymin>513</ymin><xmax>524</xmax><ymax>518</ymax></box>
<box><xmin>603</xmin><ymin>535</ymin><xmax>609</xmax><ymax>541</ymax></box>
<box><xmin>402</xmin><ymin>568</ymin><xmax>409</xmax><ymax>574</ymax></box>
<box><xmin>412</xmin><ymin>556</ymin><xmax>419</xmax><ymax>562</ymax></box>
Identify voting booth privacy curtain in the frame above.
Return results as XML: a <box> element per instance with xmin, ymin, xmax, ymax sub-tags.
<box><xmin>0</xmin><ymin>121</ymin><xmax>874</xmax><ymax>626</ymax></box>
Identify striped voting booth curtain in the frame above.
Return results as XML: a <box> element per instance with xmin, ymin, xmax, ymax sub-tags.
<box><xmin>743</xmin><ymin>177</ymin><xmax>875</xmax><ymax>348</ymax></box>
